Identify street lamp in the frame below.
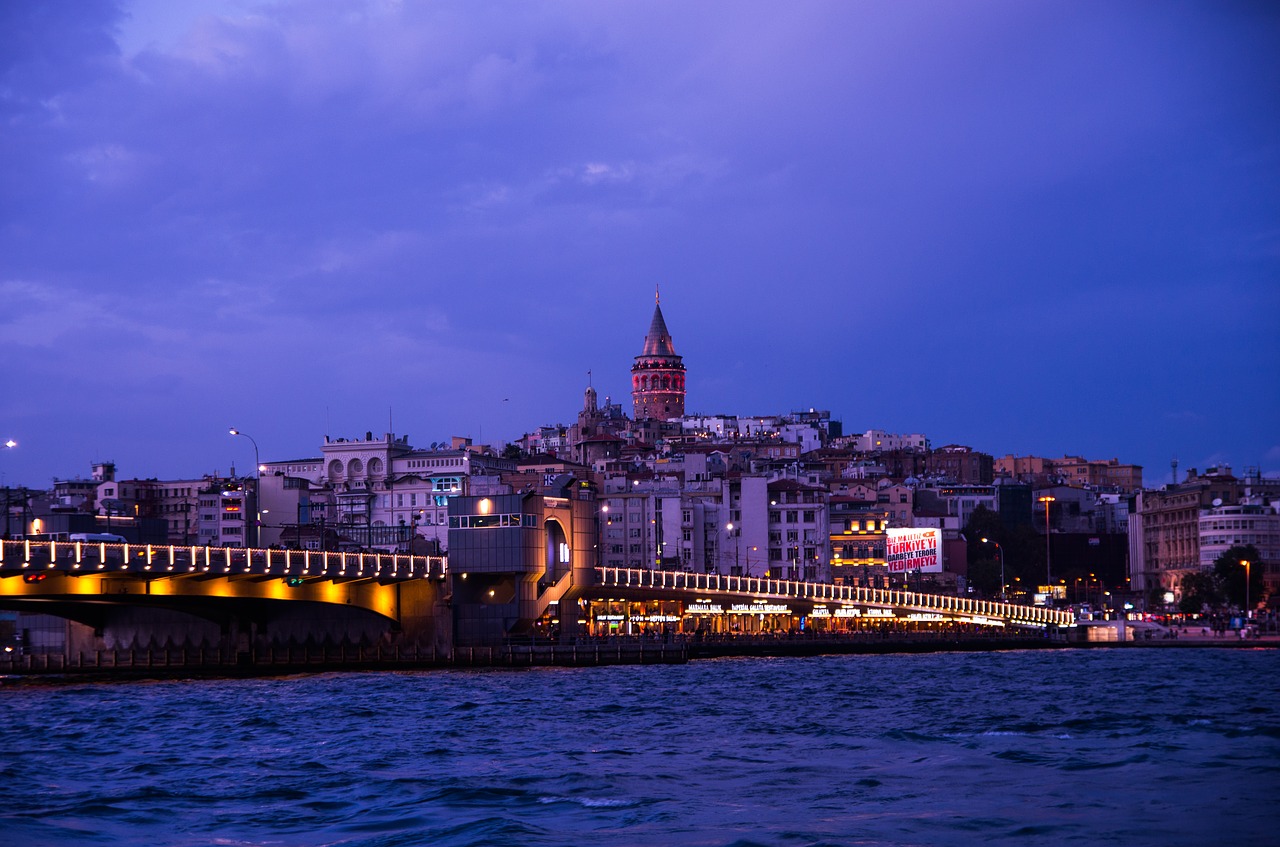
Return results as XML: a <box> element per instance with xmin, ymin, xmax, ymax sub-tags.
<box><xmin>1038</xmin><ymin>495</ymin><xmax>1056</xmax><ymax>596</ymax></box>
<box><xmin>2</xmin><ymin>440</ymin><xmax>16</xmax><ymax>539</ymax></box>
<box><xmin>725</xmin><ymin>522</ymin><xmax>741</xmax><ymax>576</ymax></box>
<box><xmin>229</xmin><ymin>428</ymin><xmax>261</xmax><ymax>547</ymax></box>
<box><xmin>1241</xmin><ymin>559</ymin><xmax>1251</xmax><ymax>617</ymax></box>
<box><xmin>980</xmin><ymin>537</ymin><xmax>1005</xmax><ymax>602</ymax></box>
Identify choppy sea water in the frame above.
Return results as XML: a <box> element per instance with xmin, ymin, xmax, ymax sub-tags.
<box><xmin>1</xmin><ymin>648</ymin><xmax>1276</xmax><ymax>847</ymax></box>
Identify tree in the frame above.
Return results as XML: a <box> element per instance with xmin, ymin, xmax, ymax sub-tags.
<box><xmin>1212</xmin><ymin>544</ymin><xmax>1264</xmax><ymax>610</ymax></box>
<box><xmin>967</xmin><ymin>555</ymin><xmax>1003</xmax><ymax>596</ymax></box>
<box><xmin>1178</xmin><ymin>570</ymin><xmax>1221</xmax><ymax>614</ymax></box>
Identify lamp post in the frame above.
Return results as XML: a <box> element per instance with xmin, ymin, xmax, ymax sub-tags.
<box><xmin>2</xmin><ymin>440</ymin><xmax>14</xmax><ymax>539</ymax></box>
<box><xmin>726</xmin><ymin>522</ymin><xmax>740</xmax><ymax>576</ymax></box>
<box><xmin>1038</xmin><ymin>494</ymin><xmax>1056</xmax><ymax>599</ymax></box>
<box><xmin>980</xmin><ymin>537</ymin><xmax>1005</xmax><ymax>602</ymax></box>
<box><xmin>229</xmin><ymin>428</ymin><xmax>261</xmax><ymax>548</ymax></box>
<box><xmin>1241</xmin><ymin>559</ymin><xmax>1251</xmax><ymax>617</ymax></box>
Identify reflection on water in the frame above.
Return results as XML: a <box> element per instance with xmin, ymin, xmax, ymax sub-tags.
<box><xmin>2</xmin><ymin>648</ymin><xmax>1276</xmax><ymax>846</ymax></box>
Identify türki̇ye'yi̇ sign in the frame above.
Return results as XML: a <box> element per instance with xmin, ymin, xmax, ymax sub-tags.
<box><xmin>885</xmin><ymin>528</ymin><xmax>942</xmax><ymax>573</ymax></box>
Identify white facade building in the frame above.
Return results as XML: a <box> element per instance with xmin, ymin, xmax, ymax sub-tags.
<box><xmin>842</xmin><ymin>430</ymin><xmax>930</xmax><ymax>453</ymax></box>
<box><xmin>259</xmin><ymin>432</ymin><xmax>515</xmax><ymax>552</ymax></box>
<box><xmin>1198</xmin><ymin>501</ymin><xmax>1280</xmax><ymax>592</ymax></box>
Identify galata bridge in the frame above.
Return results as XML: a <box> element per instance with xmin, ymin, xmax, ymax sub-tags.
<box><xmin>1</xmin><ymin>493</ymin><xmax>1073</xmax><ymax>671</ymax></box>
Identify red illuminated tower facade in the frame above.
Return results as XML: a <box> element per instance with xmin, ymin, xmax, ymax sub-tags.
<box><xmin>631</xmin><ymin>291</ymin><xmax>686</xmax><ymax>421</ymax></box>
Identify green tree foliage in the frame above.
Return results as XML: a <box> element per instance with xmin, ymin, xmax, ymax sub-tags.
<box><xmin>964</xmin><ymin>505</ymin><xmax>1047</xmax><ymax>596</ymax></box>
<box><xmin>1178</xmin><ymin>570</ymin><xmax>1221</xmax><ymax>614</ymax></box>
<box><xmin>1212</xmin><ymin>544</ymin><xmax>1264</xmax><ymax>610</ymax></box>
<box><xmin>967</xmin><ymin>555</ymin><xmax>1003</xmax><ymax>596</ymax></box>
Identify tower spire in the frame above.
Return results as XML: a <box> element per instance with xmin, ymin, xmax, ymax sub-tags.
<box><xmin>632</xmin><ymin>292</ymin><xmax>685</xmax><ymax>421</ymax></box>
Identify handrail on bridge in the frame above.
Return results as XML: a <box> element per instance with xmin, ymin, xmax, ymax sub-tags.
<box><xmin>0</xmin><ymin>538</ymin><xmax>447</xmax><ymax>582</ymax></box>
<box><xmin>593</xmin><ymin>566</ymin><xmax>1074</xmax><ymax>628</ymax></box>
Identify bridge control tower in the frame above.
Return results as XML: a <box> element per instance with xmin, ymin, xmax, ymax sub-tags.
<box><xmin>447</xmin><ymin>488</ymin><xmax>598</xmax><ymax>646</ymax></box>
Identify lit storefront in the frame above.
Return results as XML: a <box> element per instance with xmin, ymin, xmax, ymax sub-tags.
<box><xmin>579</xmin><ymin>597</ymin><xmax>1001</xmax><ymax>637</ymax></box>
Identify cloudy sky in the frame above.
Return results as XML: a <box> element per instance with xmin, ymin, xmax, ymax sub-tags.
<box><xmin>2</xmin><ymin>0</ymin><xmax>1277</xmax><ymax>487</ymax></box>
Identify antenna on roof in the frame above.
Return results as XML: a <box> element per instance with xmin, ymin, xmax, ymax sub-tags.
<box><xmin>655</xmin><ymin>283</ymin><xmax>660</xmax><ymax>305</ymax></box>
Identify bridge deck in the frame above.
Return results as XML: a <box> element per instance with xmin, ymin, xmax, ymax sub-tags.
<box><xmin>592</xmin><ymin>567</ymin><xmax>1075</xmax><ymax>629</ymax></box>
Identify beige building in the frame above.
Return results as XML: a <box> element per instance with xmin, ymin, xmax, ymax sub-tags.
<box><xmin>996</xmin><ymin>454</ymin><xmax>1143</xmax><ymax>492</ymax></box>
<box><xmin>1130</xmin><ymin>467</ymin><xmax>1243</xmax><ymax>597</ymax></box>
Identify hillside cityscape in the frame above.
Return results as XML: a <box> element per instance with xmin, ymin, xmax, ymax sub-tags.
<box><xmin>3</xmin><ymin>297</ymin><xmax>1273</xmax><ymax>620</ymax></box>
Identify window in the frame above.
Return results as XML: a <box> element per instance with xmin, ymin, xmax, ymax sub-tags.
<box><xmin>803</xmin><ymin>511</ymin><xmax>815</xmax><ymax>523</ymax></box>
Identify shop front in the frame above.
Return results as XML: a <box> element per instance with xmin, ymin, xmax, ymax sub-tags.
<box><xmin>581</xmin><ymin>597</ymin><xmax>1006</xmax><ymax>638</ymax></box>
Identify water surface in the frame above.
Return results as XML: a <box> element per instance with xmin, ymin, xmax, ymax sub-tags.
<box><xmin>2</xmin><ymin>648</ymin><xmax>1275</xmax><ymax>846</ymax></box>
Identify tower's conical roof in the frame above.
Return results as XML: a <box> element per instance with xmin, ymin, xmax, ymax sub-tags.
<box><xmin>642</xmin><ymin>303</ymin><xmax>677</xmax><ymax>357</ymax></box>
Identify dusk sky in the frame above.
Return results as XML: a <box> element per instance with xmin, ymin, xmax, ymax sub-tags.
<box><xmin>2</xmin><ymin>1</ymin><xmax>1277</xmax><ymax>488</ymax></box>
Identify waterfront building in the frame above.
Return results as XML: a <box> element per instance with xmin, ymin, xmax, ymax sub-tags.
<box><xmin>764</xmin><ymin>478</ymin><xmax>828</xmax><ymax>581</ymax></box>
<box><xmin>828</xmin><ymin>493</ymin><xmax>890</xmax><ymax>587</ymax></box>
<box><xmin>1198</xmin><ymin>500</ymin><xmax>1280</xmax><ymax>597</ymax></box>
<box><xmin>1130</xmin><ymin>466</ymin><xmax>1245</xmax><ymax>597</ymax></box>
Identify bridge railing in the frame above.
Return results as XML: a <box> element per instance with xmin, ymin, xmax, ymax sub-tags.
<box><xmin>0</xmin><ymin>539</ymin><xmax>445</xmax><ymax>582</ymax></box>
<box><xmin>593</xmin><ymin>566</ymin><xmax>1075</xmax><ymax>628</ymax></box>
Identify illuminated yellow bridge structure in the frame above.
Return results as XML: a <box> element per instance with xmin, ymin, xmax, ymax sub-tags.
<box><xmin>1</xmin><ymin>540</ymin><xmax>1074</xmax><ymax>639</ymax></box>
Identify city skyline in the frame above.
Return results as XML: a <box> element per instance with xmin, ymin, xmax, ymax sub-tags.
<box><xmin>3</xmin><ymin>1</ymin><xmax>1278</xmax><ymax>485</ymax></box>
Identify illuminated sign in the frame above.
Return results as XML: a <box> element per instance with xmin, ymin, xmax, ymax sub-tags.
<box><xmin>595</xmin><ymin>614</ymin><xmax>625</xmax><ymax>621</ymax></box>
<box><xmin>810</xmin><ymin>606</ymin><xmax>831</xmax><ymax>618</ymax></box>
<box><xmin>885</xmin><ymin>527</ymin><xmax>942</xmax><ymax>573</ymax></box>
<box><xmin>864</xmin><ymin>608</ymin><xmax>896</xmax><ymax>618</ymax></box>
<box><xmin>906</xmin><ymin>612</ymin><xmax>944</xmax><ymax>622</ymax></box>
<box><xmin>834</xmin><ymin>607</ymin><xmax>862</xmax><ymax>618</ymax></box>
<box><xmin>686</xmin><ymin>603</ymin><xmax>724</xmax><ymax>614</ymax></box>
<box><xmin>729</xmin><ymin>603</ymin><xmax>791</xmax><ymax>615</ymax></box>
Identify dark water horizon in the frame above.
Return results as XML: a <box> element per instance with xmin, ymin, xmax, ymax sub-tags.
<box><xmin>2</xmin><ymin>647</ymin><xmax>1276</xmax><ymax>847</ymax></box>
